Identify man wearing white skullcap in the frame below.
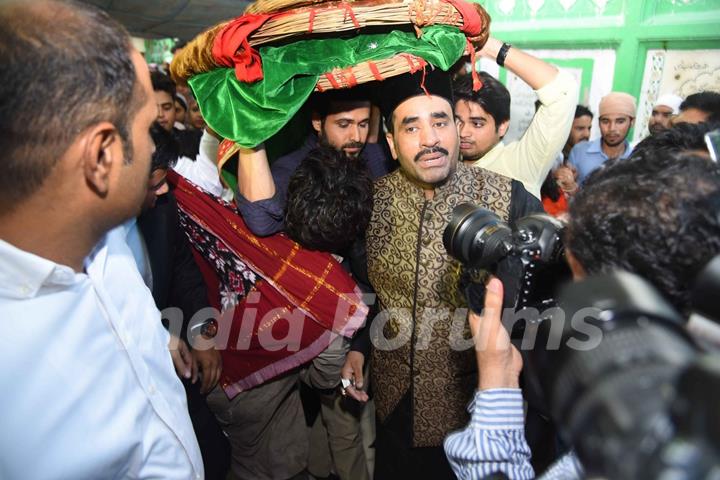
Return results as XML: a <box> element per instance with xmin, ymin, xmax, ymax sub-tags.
<box><xmin>649</xmin><ymin>93</ymin><xmax>683</xmax><ymax>135</ymax></box>
<box><xmin>569</xmin><ymin>91</ymin><xmax>637</xmax><ymax>183</ymax></box>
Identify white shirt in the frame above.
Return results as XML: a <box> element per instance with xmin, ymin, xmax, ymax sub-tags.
<box><xmin>173</xmin><ymin>129</ymin><xmax>234</xmax><ymax>201</ymax></box>
<box><xmin>0</xmin><ymin>224</ymin><xmax>203</xmax><ymax>479</ymax></box>
<box><xmin>125</xmin><ymin>217</ymin><xmax>153</xmax><ymax>290</ymax></box>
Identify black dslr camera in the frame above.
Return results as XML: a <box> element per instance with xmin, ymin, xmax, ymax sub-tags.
<box><xmin>443</xmin><ymin>203</ymin><xmax>570</xmax><ymax>326</ymax></box>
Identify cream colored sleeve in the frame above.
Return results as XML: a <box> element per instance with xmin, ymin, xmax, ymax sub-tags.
<box><xmin>500</xmin><ymin>70</ymin><xmax>579</xmax><ymax>197</ymax></box>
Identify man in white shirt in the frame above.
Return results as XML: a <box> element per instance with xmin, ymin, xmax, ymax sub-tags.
<box><xmin>0</xmin><ymin>1</ymin><xmax>202</xmax><ymax>478</ymax></box>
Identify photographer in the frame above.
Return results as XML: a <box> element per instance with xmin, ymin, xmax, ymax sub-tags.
<box><xmin>566</xmin><ymin>151</ymin><xmax>720</xmax><ymax>316</ymax></box>
<box><xmin>444</xmin><ymin>279</ymin><xmax>582</xmax><ymax>479</ymax></box>
<box><xmin>445</xmin><ymin>143</ymin><xmax>720</xmax><ymax>478</ymax></box>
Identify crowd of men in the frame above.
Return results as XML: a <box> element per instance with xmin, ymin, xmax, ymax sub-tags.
<box><xmin>2</xmin><ymin>1</ymin><xmax>720</xmax><ymax>479</ymax></box>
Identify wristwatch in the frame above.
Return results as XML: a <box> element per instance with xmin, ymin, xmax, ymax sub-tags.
<box><xmin>200</xmin><ymin>318</ymin><xmax>218</xmax><ymax>339</ymax></box>
<box><xmin>496</xmin><ymin>43</ymin><xmax>512</xmax><ymax>67</ymax></box>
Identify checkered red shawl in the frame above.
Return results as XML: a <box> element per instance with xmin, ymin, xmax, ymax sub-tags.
<box><xmin>168</xmin><ymin>170</ymin><xmax>368</xmax><ymax>398</ymax></box>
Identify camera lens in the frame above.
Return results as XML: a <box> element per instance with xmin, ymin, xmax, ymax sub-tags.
<box><xmin>443</xmin><ymin>203</ymin><xmax>512</xmax><ymax>268</ymax></box>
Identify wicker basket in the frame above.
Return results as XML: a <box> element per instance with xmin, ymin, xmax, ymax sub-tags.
<box><xmin>249</xmin><ymin>0</ymin><xmax>486</xmax><ymax>47</ymax></box>
<box><xmin>171</xmin><ymin>0</ymin><xmax>489</xmax><ymax>87</ymax></box>
<box><xmin>245</xmin><ymin>0</ymin><xmax>355</xmax><ymax>15</ymax></box>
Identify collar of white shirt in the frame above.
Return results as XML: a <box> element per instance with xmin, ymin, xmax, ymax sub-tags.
<box><xmin>0</xmin><ymin>238</ymin><xmax>82</xmax><ymax>299</ymax></box>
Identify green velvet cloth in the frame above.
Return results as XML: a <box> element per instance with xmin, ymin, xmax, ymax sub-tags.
<box><xmin>189</xmin><ymin>25</ymin><xmax>466</xmax><ymax>147</ymax></box>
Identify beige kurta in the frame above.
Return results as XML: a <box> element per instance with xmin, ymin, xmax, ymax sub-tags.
<box><xmin>366</xmin><ymin>163</ymin><xmax>512</xmax><ymax>447</ymax></box>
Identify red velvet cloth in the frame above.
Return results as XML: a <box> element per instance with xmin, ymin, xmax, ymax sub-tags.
<box><xmin>442</xmin><ymin>0</ymin><xmax>485</xmax><ymax>91</ymax></box>
<box><xmin>212</xmin><ymin>14</ymin><xmax>273</xmax><ymax>83</ymax></box>
<box><xmin>441</xmin><ymin>0</ymin><xmax>483</xmax><ymax>37</ymax></box>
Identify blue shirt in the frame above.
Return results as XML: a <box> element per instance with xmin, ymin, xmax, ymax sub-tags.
<box><xmin>236</xmin><ymin>135</ymin><xmax>394</xmax><ymax>236</ymax></box>
<box><xmin>568</xmin><ymin>138</ymin><xmax>632</xmax><ymax>184</ymax></box>
<box><xmin>444</xmin><ymin>388</ymin><xmax>583</xmax><ymax>480</ymax></box>
<box><xmin>0</xmin><ymin>224</ymin><xmax>203</xmax><ymax>479</ymax></box>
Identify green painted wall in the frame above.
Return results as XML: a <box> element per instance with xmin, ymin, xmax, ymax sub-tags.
<box><xmin>474</xmin><ymin>0</ymin><xmax>720</xmax><ymax>102</ymax></box>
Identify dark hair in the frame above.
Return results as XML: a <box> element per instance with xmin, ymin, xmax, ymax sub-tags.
<box><xmin>0</xmin><ymin>0</ymin><xmax>141</xmax><ymax>206</ymax></box>
<box><xmin>285</xmin><ymin>147</ymin><xmax>373</xmax><ymax>253</ymax></box>
<box><xmin>680</xmin><ymin>91</ymin><xmax>720</xmax><ymax>123</ymax></box>
<box><xmin>631</xmin><ymin>121</ymin><xmax>718</xmax><ymax>161</ymax></box>
<box><xmin>149</xmin><ymin>122</ymin><xmax>179</xmax><ymax>172</ymax></box>
<box><xmin>567</xmin><ymin>151</ymin><xmax>720</xmax><ymax>313</ymax></box>
<box><xmin>384</xmin><ymin>108</ymin><xmax>396</xmax><ymax>134</ymax></box>
<box><xmin>575</xmin><ymin>105</ymin><xmax>593</xmax><ymax>119</ymax></box>
<box><xmin>452</xmin><ymin>71</ymin><xmax>511</xmax><ymax>130</ymax></box>
<box><xmin>541</xmin><ymin>173</ymin><xmax>561</xmax><ymax>202</ymax></box>
<box><xmin>151</xmin><ymin>71</ymin><xmax>176</xmax><ymax>98</ymax></box>
<box><xmin>174</xmin><ymin>129</ymin><xmax>202</xmax><ymax>159</ymax></box>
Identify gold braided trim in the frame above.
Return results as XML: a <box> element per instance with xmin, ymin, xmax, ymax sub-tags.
<box><xmin>300</xmin><ymin>261</ymin><xmax>333</xmax><ymax>311</ymax></box>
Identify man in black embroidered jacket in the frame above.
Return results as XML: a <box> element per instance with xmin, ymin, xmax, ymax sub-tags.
<box><xmin>362</xmin><ymin>68</ymin><xmax>541</xmax><ymax>479</ymax></box>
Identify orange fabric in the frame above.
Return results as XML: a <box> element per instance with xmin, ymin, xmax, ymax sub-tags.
<box><xmin>542</xmin><ymin>192</ymin><xmax>569</xmax><ymax>217</ymax></box>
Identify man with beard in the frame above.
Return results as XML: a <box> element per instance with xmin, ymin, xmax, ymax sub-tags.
<box><xmin>569</xmin><ymin>92</ymin><xmax>636</xmax><ymax>183</ymax></box>
<box><xmin>236</xmin><ymin>87</ymin><xmax>389</xmax><ymax>480</ymax></box>
<box><xmin>562</xmin><ymin>105</ymin><xmax>593</xmax><ymax>158</ymax></box>
<box><xmin>237</xmin><ymin>87</ymin><xmax>393</xmax><ymax>236</ymax></box>
<box><xmin>648</xmin><ymin>93</ymin><xmax>683</xmax><ymax>135</ymax></box>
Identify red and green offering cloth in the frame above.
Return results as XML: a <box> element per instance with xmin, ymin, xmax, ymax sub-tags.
<box><xmin>189</xmin><ymin>25</ymin><xmax>467</xmax><ymax>147</ymax></box>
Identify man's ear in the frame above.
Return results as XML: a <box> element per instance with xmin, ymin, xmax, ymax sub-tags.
<box><xmin>311</xmin><ymin>111</ymin><xmax>322</xmax><ymax>135</ymax></box>
<box><xmin>82</xmin><ymin>122</ymin><xmax>121</xmax><ymax>197</ymax></box>
<box><xmin>498</xmin><ymin>119</ymin><xmax>510</xmax><ymax>138</ymax></box>
<box><xmin>385</xmin><ymin>131</ymin><xmax>398</xmax><ymax>161</ymax></box>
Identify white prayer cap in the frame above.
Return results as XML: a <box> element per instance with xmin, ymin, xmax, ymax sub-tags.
<box><xmin>654</xmin><ymin>93</ymin><xmax>683</xmax><ymax>114</ymax></box>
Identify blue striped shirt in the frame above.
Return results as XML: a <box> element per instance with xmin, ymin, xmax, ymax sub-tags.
<box><xmin>444</xmin><ymin>389</ymin><xmax>583</xmax><ymax>479</ymax></box>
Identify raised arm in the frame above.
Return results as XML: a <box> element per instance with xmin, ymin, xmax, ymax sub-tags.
<box><xmin>480</xmin><ymin>37</ymin><xmax>558</xmax><ymax>90</ymax></box>
<box><xmin>444</xmin><ymin>278</ymin><xmax>534</xmax><ymax>479</ymax></box>
<box><xmin>237</xmin><ymin>144</ymin><xmax>275</xmax><ymax>202</ymax></box>
<box><xmin>479</xmin><ymin>38</ymin><xmax>578</xmax><ymax>198</ymax></box>
<box><xmin>235</xmin><ymin>144</ymin><xmax>288</xmax><ymax>236</ymax></box>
